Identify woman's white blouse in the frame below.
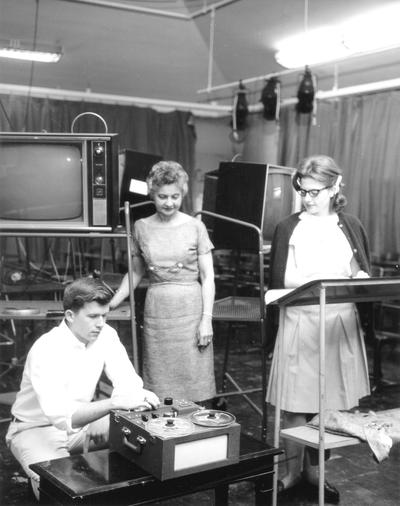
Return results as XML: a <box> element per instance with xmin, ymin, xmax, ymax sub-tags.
<box><xmin>288</xmin><ymin>212</ymin><xmax>353</xmax><ymax>280</ymax></box>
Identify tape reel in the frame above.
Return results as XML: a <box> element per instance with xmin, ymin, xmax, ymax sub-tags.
<box><xmin>145</xmin><ymin>417</ymin><xmax>195</xmax><ymax>438</ymax></box>
<box><xmin>190</xmin><ymin>409</ymin><xmax>236</xmax><ymax>427</ymax></box>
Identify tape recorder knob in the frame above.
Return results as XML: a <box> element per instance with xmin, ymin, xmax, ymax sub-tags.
<box><xmin>122</xmin><ymin>426</ymin><xmax>131</xmax><ymax>436</ymax></box>
<box><xmin>164</xmin><ymin>397</ymin><xmax>173</xmax><ymax>405</ymax></box>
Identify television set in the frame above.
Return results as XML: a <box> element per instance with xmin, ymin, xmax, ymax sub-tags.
<box><xmin>211</xmin><ymin>162</ymin><xmax>300</xmax><ymax>250</ymax></box>
<box><xmin>119</xmin><ymin>149</ymin><xmax>162</xmax><ymax>222</ymax></box>
<box><xmin>0</xmin><ymin>132</ymin><xmax>119</xmax><ymax>232</ymax></box>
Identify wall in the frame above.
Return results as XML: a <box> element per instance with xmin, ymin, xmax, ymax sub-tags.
<box><xmin>193</xmin><ymin>112</ymin><xmax>280</xmax><ymax>213</ymax></box>
<box><xmin>192</xmin><ymin>116</ymin><xmax>233</xmax><ymax>213</ymax></box>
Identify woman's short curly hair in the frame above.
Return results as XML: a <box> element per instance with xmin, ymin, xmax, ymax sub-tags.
<box><xmin>292</xmin><ymin>155</ymin><xmax>347</xmax><ymax>212</ymax></box>
<box><xmin>146</xmin><ymin>161</ymin><xmax>189</xmax><ymax>198</ymax></box>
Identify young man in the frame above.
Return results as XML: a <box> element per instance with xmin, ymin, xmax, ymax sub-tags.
<box><xmin>6</xmin><ymin>277</ymin><xmax>159</xmax><ymax>500</ymax></box>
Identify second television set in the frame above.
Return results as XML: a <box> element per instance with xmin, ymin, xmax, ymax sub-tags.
<box><xmin>208</xmin><ymin>161</ymin><xmax>300</xmax><ymax>251</ymax></box>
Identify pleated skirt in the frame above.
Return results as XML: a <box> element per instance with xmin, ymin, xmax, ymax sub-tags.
<box><xmin>266</xmin><ymin>303</ymin><xmax>370</xmax><ymax>413</ymax></box>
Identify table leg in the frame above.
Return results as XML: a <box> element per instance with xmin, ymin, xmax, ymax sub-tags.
<box><xmin>255</xmin><ymin>473</ymin><xmax>274</xmax><ymax>506</ymax></box>
<box><xmin>214</xmin><ymin>483</ymin><xmax>229</xmax><ymax>505</ymax></box>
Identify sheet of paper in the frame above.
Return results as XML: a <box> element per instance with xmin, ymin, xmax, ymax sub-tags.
<box><xmin>264</xmin><ymin>288</ymin><xmax>295</xmax><ymax>305</ymax></box>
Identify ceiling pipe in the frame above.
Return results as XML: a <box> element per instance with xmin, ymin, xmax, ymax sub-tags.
<box><xmin>191</xmin><ymin>0</ymin><xmax>241</xmax><ymax>19</ymax></box>
<box><xmin>0</xmin><ymin>83</ymin><xmax>231</xmax><ymax>117</ymax></box>
<box><xmin>2</xmin><ymin>77</ymin><xmax>400</xmax><ymax>120</ymax></box>
<box><xmin>62</xmin><ymin>0</ymin><xmax>190</xmax><ymax>19</ymax></box>
<box><xmin>207</xmin><ymin>8</ymin><xmax>216</xmax><ymax>91</ymax></box>
<box><xmin>198</xmin><ymin>46</ymin><xmax>400</xmax><ymax>95</ymax></box>
<box><xmin>248</xmin><ymin>76</ymin><xmax>400</xmax><ymax>113</ymax></box>
<box><xmin>61</xmin><ymin>0</ymin><xmax>240</xmax><ymax>20</ymax></box>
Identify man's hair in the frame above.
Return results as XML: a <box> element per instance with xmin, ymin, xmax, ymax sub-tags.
<box><xmin>63</xmin><ymin>277</ymin><xmax>114</xmax><ymax>312</ymax></box>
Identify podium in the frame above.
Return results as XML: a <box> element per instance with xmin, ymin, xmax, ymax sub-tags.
<box><xmin>266</xmin><ymin>277</ymin><xmax>400</xmax><ymax>506</ymax></box>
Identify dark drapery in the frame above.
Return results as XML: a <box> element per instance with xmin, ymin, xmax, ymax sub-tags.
<box><xmin>0</xmin><ymin>94</ymin><xmax>196</xmax><ymax>211</ymax></box>
<box><xmin>0</xmin><ymin>94</ymin><xmax>196</xmax><ymax>272</ymax></box>
<box><xmin>277</xmin><ymin>91</ymin><xmax>400</xmax><ymax>258</ymax></box>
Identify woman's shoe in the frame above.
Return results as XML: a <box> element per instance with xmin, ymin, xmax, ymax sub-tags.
<box><xmin>303</xmin><ymin>480</ymin><xmax>340</xmax><ymax>504</ymax></box>
<box><xmin>276</xmin><ymin>478</ymin><xmax>304</xmax><ymax>500</ymax></box>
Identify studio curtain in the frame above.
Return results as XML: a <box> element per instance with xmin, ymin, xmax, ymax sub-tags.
<box><xmin>0</xmin><ymin>94</ymin><xmax>196</xmax><ymax>211</ymax></box>
<box><xmin>0</xmin><ymin>94</ymin><xmax>196</xmax><ymax>273</ymax></box>
<box><xmin>277</xmin><ymin>91</ymin><xmax>400</xmax><ymax>258</ymax></box>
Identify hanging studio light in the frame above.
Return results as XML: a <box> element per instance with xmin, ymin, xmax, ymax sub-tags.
<box><xmin>260</xmin><ymin>77</ymin><xmax>280</xmax><ymax>121</ymax></box>
<box><xmin>231</xmin><ymin>80</ymin><xmax>249</xmax><ymax>140</ymax></box>
<box><xmin>296</xmin><ymin>66</ymin><xmax>315</xmax><ymax>114</ymax></box>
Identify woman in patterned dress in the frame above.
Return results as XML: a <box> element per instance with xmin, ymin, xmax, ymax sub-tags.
<box><xmin>266</xmin><ymin>155</ymin><xmax>371</xmax><ymax>503</ymax></box>
<box><xmin>111</xmin><ymin>161</ymin><xmax>216</xmax><ymax>403</ymax></box>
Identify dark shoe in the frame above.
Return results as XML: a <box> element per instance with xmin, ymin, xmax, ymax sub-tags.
<box><xmin>276</xmin><ymin>479</ymin><xmax>304</xmax><ymax>500</ymax></box>
<box><xmin>303</xmin><ymin>480</ymin><xmax>340</xmax><ymax>504</ymax></box>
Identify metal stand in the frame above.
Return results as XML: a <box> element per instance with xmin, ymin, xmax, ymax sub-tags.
<box><xmin>195</xmin><ymin>210</ymin><xmax>269</xmax><ymax>442</ymax></box>
<box><xmin>268</xmin><ymin>277</ymin><xmax>400</xmax><ymax>506</ymax></box>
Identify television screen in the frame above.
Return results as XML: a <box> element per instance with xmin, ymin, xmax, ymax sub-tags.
<box><xmin>0</xmin><ymin>143</ymin><xmax>83</xmax><ymax>221</ymax></box>
<box><xmin>0</xmin><ymin>132</ymin><xmax>119</xmax><ymax>232</ymax></box>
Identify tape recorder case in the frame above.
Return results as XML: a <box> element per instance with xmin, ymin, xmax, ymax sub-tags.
<box><xmin>109</xmin><ymin>398</ymin><xmax>241</xmax><ymax>481</ymax></box>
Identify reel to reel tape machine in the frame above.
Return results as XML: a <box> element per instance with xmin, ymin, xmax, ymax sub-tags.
<box><xmin>109</xmin><ymin>397</ymin><xmax>241</xmax><ymax>480</ymax></box>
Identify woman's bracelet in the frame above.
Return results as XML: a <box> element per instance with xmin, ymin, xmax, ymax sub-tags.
<box><xmin>202</xmin><ymin>311</ymin><xmax>213</xmax><ymax>317</ymax></box>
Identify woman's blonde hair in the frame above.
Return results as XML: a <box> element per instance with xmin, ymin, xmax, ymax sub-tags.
<box><xmin>146</xmin><ymin>161</ymin><xmax>189</xmax><ymax>198</ymax></box>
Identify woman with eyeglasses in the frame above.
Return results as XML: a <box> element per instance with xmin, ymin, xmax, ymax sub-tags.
<box><xmin>266</xmin><ymin>155</ymin><xmax>371</xmax><ymax>503</ymax></box>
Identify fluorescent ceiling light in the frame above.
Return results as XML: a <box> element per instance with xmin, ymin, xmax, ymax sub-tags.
<box><xmin>0</xmin><ymin>40</ymin><xmax>62</xmax><ymax>63</ymax></box>
<box><xmin>275</xmin><ymin>4</ymin><xmax>400</xmax><ymax>69</ymax></box>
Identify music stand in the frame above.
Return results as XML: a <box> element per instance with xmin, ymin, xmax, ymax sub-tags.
<box><xmin>266</xmin><ymin>277</ymin><xmax>400</xmax><ymax>506</ymax></box>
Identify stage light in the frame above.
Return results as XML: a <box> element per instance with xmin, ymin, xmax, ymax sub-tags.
<box><xmin>232</xmin><ymin>81</ymin><xmax>248</xmax><ymax>130</ymax></box>
<box><xmin>0</xmin><ymin>40</ymin><xmax>62</xmax><ymax>63</ymax></box>
<box><xmin>296</xmin><ymin>66</ymin><xmax>315</xmax><ymax>114</ymax></box>
<box><xmin>230</xmin><ymin>80</ymin><xmax>249</xmax><ymax>142</ymax></box>
<box><xmin>260</xmin><ymin>77</ymin><xmax>280</xmax><ymax>121</ymax></box>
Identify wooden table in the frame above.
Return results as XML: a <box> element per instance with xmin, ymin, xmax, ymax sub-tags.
<box><xmin>31</xmin><ymin>434</ymin><xmax>281</xmax><ymax>505</ymax></box>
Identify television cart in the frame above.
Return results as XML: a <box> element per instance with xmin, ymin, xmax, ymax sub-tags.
<box><xmin>267</xmin><ymin>277</ymin><xmax>400</xmax><ymax>506</ymax></box>
<box><xmin>0</xmin><ymin>202</ymin><xmax>140</xmax><ymax>372</ymax></box>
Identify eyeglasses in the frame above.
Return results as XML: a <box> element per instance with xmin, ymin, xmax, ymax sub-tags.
<box><xmin>297</xmin><ymin>185</ymin><xmax>331</xmax><ymax>198</ymax></box>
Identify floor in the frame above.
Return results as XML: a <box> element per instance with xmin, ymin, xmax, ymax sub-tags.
<box><xmin>0</xmin><ymin>316</ymin><xmax>399</xmax><ymax>506</ymax></box>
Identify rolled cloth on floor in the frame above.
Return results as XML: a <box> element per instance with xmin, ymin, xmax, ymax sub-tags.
<box><xmin>308</xmin><ymin>408</ymin><xmax>400</xmax><ymax>462</ymax></box>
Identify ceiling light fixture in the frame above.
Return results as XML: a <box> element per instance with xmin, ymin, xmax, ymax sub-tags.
<box><xmin>275</xmin><ymin>4</ymin><xmax>400</xmax><ymax>69</ymax></box>
<box><xmin>0</xmin><ymin>40</ymin><xmax>62</xmax><ymax>63</ymax></box>
<box><xmin>296</xmin><ymin>66</ymin><xmax>315</xmax><ymax>114</ymax></box>
<box><xmin>260</xmin><ymin>77</ymin><xmax>281</xmax><ymax>121</ymax></box>
<box><xmin>230</xmin><ymin>80</ymin><xmax>249</xmax><ymax>142</ymax></box>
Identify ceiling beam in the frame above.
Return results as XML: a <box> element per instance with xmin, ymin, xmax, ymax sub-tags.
<box><xmin>60</xmin><ymin>0</ymin><xmax>241</xmax><ymax>20</ymax></box>
<box><xmin>0</xmin><ymin>83</ymin><xmax>231</xmax><ymax>117</ymax></box>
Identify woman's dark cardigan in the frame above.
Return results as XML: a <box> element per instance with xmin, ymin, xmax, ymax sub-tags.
<box><xmin>266</xmin><ymin>212</ymin><xmax>372</xmax><ymax>347</ymax></box>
